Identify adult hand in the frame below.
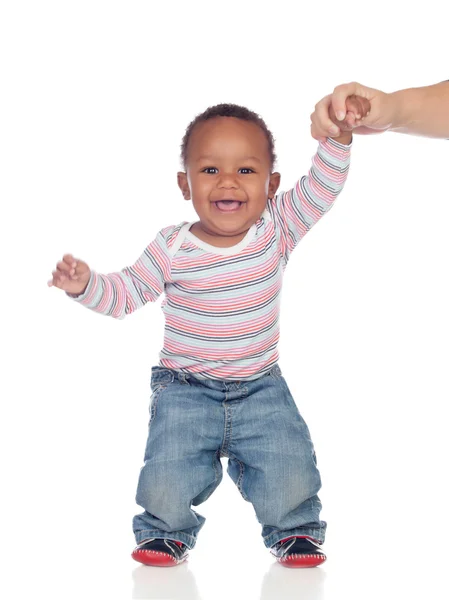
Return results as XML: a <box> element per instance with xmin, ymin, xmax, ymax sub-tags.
<box><xmin>311</xmin><ymin>82</ymin><xmax>397</xmax><ymax>142</ymax></box>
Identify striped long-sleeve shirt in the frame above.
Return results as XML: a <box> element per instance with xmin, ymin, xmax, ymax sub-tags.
<box><xmin>68</xmin><ymin>137</ymin><xmax>351</xmax><ymax>380</ymax></box>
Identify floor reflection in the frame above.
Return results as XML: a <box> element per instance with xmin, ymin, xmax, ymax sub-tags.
<box><xmin>132</xmin><ymin>560</ymin><xmax>326</xmax><ymax>600</ymax></box>
<box><xmin>260</xmin><ymin>563</ymin><xmax>326</xmax><ymax>600</ymax></box>
<box><xmin>132</xmin><ymin>563</ymin><xmax>203</xmax><ymax>600</ymax></box>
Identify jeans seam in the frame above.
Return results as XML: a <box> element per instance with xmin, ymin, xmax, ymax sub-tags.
<box><xmin>201</xmin><ymin>450</ymin><xmax>221</xmax><ymax>503</ymax></box>
<box><xmin>236</xmin><ymin>458</ymin><xmax>248</xmax><ymax>500</ymax></box>
<box><xmin>221</xmin><ymin>398</ymin><xmax>232</xmax><ymax>455</ymax></box>
<box><xmin>226</xmin><ymin>452</ymin><xmax>248</xmax><ymax>501</ymax></box>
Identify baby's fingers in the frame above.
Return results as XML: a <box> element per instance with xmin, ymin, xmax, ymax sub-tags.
<box><xmin>345</xmin><ymin>96</ymin><xmax>363</xmax><ymax>119</ymax></box>
<box><xmin>48</xmin><ymin>270</ymin><xmax>67</xmax><ymax>288</ymax></box>
<box><xmin>57</xmin><ymin>260</ymin><xmax>78</xmax><ymax>280</ymax></box>
<box><xmin>354</xmin><ymin>97</ymin><xmax>371</xmax><ymax>126</ymax></box>
<box><xmin>62</xmin><ymin>253</ymin><xmax>76</xmax><ymax>265</ymax></box>
<box><xmin>62</xmin><ymin>253</ymin><xmax>79</xmax><ymax>276</ymax></box>
<box><xmin>344</xmin><ymin>111</ymin><xmax>356</xmax><ymax>128</ymax></box>
<box><xmin>346</xmin><ymin>96</ymin><xmax>371</xmax><ymax>120</ymax></box>
<box><xmin>47</xmin><ymin>255</ymin><xmax>80</xmax><ymax>287</ymax></box>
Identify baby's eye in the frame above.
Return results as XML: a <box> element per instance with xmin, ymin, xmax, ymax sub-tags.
<box><xmin>201</xmin><ymin>167</ymin><xmax>255</xmax><ymax>174</ymax></box>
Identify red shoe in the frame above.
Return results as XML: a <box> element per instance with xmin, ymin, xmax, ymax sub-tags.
<box><xmin>132</xmin><ymin>538</ymin><xmax>189</xmax><ymax>567</ymax></box>
<box><xmin>270</xmin><ymin>536</ymin><xmax>326</xmax><ymax>568</ymax></box>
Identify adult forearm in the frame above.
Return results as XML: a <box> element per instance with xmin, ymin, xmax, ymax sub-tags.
<box><xmin>389</xmin><ymin>81</ymin><xmax>449</xmax><ymax>138</ymax></box>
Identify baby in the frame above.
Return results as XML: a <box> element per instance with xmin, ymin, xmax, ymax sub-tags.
<box><xmin>48</xmin><ymin>94</ymin><xmax>370</xmax><ymax>568</ymax></box>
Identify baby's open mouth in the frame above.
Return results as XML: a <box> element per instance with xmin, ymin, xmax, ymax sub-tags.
<box><xmin>214</xmin><ymin>200</ymin><xmax>243</xmax><ymax>212</ymax></box>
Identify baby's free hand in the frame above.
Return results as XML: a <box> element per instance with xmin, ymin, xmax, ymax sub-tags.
<box><xmin>311</xmin><ymin>93</ymin><xmax>371</xmax><ymax>143</ymax></box>
<box><xmin>47</xmin><ymin>253</ymin><xmax>91</xmax><ymax>296</ymax></box>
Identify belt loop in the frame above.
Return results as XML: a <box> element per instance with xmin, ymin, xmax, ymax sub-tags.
<box><xmin>271</xmin><ymin>363</ymin><xmax>281</xmax><ymax>378</ymax></box>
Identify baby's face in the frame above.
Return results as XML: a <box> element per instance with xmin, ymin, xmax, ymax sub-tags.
<box><xmin>178</xmin><ymin>117</ymin><xmax>280</xmax><ymax>240</ymax></box>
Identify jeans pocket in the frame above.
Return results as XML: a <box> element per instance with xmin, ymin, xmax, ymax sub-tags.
<box><xmin>149</xmin><ymin>384</ymin><xmax>167</xmax><ymax>422</ymax></box>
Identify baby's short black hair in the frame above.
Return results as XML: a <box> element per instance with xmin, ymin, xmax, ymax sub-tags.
<box><xmin>180</xmin><ymin>103</ymin><xmax>277</xmax><ymax>172</ymax></box>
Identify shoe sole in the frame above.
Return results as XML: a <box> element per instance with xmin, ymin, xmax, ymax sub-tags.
<box><xmin>131</xmin><ymin>548</ymin><xmax>189</xmax><ymax>567</ymax></box>
<box><xmin>276</xmin><ymin>553</ymin><xmax>327</xmax><ymax>568</ymax></box>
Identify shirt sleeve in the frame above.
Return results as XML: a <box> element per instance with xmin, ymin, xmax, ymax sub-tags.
<box><xmin>266</xmin><ymin>137</ymin><xmax>352</xmax><ymax>265</ymax></box>
<box><xmin>65</xmin><ymin>225</ymin><xmax>175</xmax><ymax>319</ymax></box>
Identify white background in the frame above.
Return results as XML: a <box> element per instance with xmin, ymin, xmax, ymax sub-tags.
<box><xmin>1</xmin><ymin>1</ymin><xmax>448</xmax><ymax>599</ymax></box>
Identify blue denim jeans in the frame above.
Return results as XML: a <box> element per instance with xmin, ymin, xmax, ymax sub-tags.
<box><xmin>133</xmin><ymin>363</ymin><xmax>326</xmax><ymax>549</ymax></box>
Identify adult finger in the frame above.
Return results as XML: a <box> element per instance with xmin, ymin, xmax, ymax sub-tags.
<box><xmin>310</xmin><ymin>123</ymin><xmax>327</xmax><ymax>143</ymax></box>
<box><xmin>313</xmin><ymin>95</ymin><xmax>340</xmax><ymax>136</ymax></box>
<box><xmin>332</xmin><ymin>82</ymin><xmax>376</xmax><ymax>121</ymax></box>
<box><xmin>331</xmin><ymin>83</ymin><xmax>358</xmax><ymax>120</ymax></box>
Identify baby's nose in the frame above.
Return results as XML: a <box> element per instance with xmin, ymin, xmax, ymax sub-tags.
<box><xmin>218</xmin><ymin>174</ymin><xmax>239</xmax><ymax>187</ymax></box>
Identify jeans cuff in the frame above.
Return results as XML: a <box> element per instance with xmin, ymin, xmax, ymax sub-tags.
<box><xmin>263</xmin><ymin>527</ymin><xmax>326</xmax><ymax>548</ymax></box>
<box><xmin>135</xmin><ymin>529</ymin><xmax>197</xmax><ymax>549</ymax></box>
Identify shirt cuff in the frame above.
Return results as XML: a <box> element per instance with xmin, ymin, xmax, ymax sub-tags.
<box><xmin>322</xmin><ymin>136</ymin><xmax>353</xmax><ymax>150</ymax></box>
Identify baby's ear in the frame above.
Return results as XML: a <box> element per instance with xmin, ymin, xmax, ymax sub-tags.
<box><xmin>268</xmin><ymin>172</ymin><xmax>281</xmax><ymax>198</ymax></box>
<box><xmin>177</xmin><ymin>172</ymin><xmax>191</xmax><ymax>200</ymax></box>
